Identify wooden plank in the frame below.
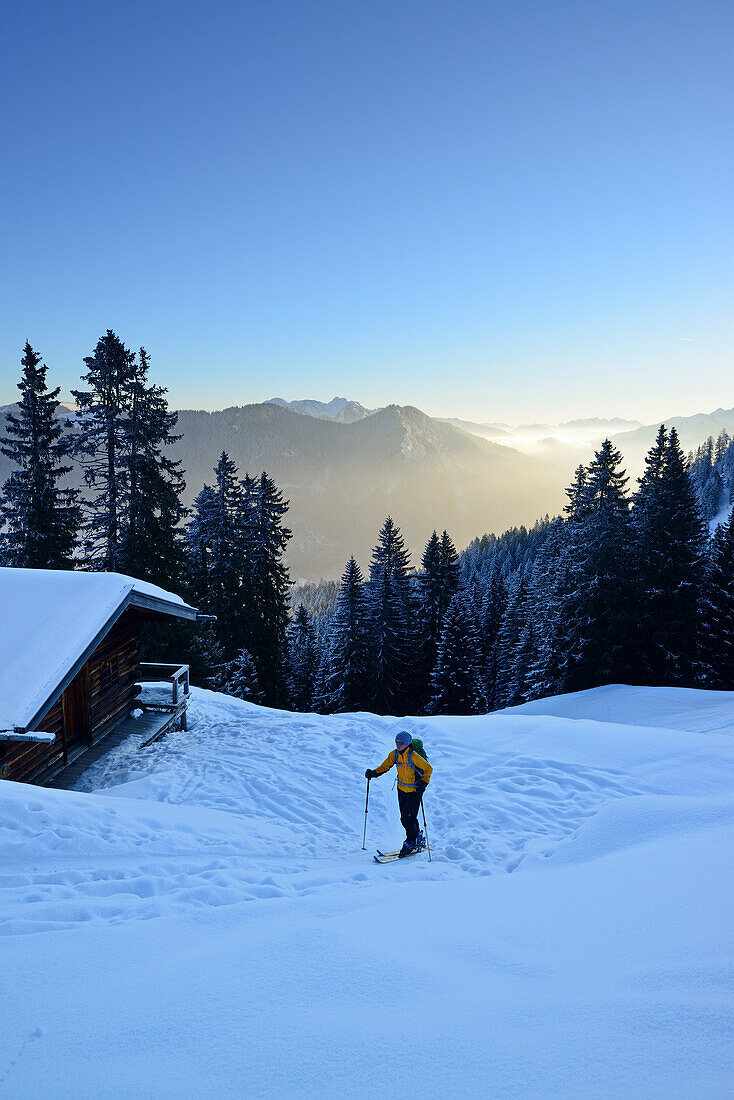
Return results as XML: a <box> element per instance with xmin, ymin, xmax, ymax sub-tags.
<box><xmin>62</xmin><ymin>670</ymin><xmax>90</xmax><ymax>747</ymax></box>
<box><xmin>47</xmin><ymin>701</ymin><xmax>189</xmax><ymax>788</ymax></box>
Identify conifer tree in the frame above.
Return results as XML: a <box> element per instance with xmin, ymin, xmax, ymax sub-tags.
<box><xmin>185</xmin><ymin>483</ymin><xmax>217</xmax><ymax>599</ymax></box>
<box><xmin>416</xmin><ymin>530</ymin><xmax>459</xmax><ymax>709</ymax></box>
<box><xmin>715</xmin><ymin>429</ymin><xmax>731</xmax><ymax>463</ymax></box>
<box><xmin>288</xmin><ymin>605</ymin><xmax>317</xmax><ymax>710</ymax></box>
<box><xmin>521</xmin><ymin>443</ymin><xmax>634</xmax><ymax>699</ymax></box>
<box><xmin>185</xmin><ymin>453</ymin><xmax>251</xmax><ymax>652</ymax></box>
<box><xmin>368</xmin><ymin>516</ymin><xmax>414</xmax><ymax>714</ymax></box>
<box><xmin>633</xmin><ymin>426</ymin><xmax>706</xmax><ymax>684</ymax></box>
<box><xmin>220</xmin><ymin>648</ymin><xmax>264</xmax><ymax>704</ymax></box>
<box><xmin>478</xmin><ymin>567</ymin><xmax>508</xmax><ymax>708</ymax></box>
<box><xmin>494</xmin><ymin>572</ymin><xmax>530</xmax><ymax>707</ymax></box>
<box><xmin>186</xmin><ymin>459</ymin><xmax>292</xmax><ymax>704</ymax></box>
<box><xmin>73</xmin><ymin>334</ymin><xmax>186</xmax><ymax>581</ymax></box>
<box><xmin>564</xmin><ymin>464</ymin><xmax>589</xmax><ymax>519</ymax></box>
<box><xmin>419</xmin><ymin>530</ymin><xmax>442</xmax><ymax>641</ymax></box>
<box><xmin>117</xmin><ymin>347</ymin><xmax>186</xmax><ymax>588</ymax></box>
<box><xmin>524</xmin><ymin>465</ymin><xmax>593</xmax><ymax>699</ymax></box>
<box><xmin>0</xmin><ymin>342</ymin><xmax>79</xmax><ymax>567</ymax></box>
<box><xmin>429</xmin><ymin>592</ymin><xmax>485</xmax><ymax>714</ymax></box>
<box><xmin>244</xmin><ymin>473</ymin><xmax>292</xmax><ymax>705</ymax></box>
<box><xmin>524</xmin><ymin>518</ymin><xmax>573</xmax><ymax>700</ymax></box>
<box><xmin>565</xmin><ymin>439</ymin><xmax>635</xmax><ymax>690</ymax></box>
<box><xmin>699</xmin><ymin>511</ymin><xmax>734</xmax><ymax>687</ymax></box>
<box><xmin>438</xmin><ymin>530</ymin><xmax>460</xmax><ymax>600</ymax></box>
<box><xmin>72</xmin><ymin>330</ymin><xmax>136</xmax><ymax>570</ymax></box>
<box><xmin>186</xmin><ymin>625</ymin><xmax>227</xmax><ymax>688</ymax></box>
<box><xmin>320</xmin><ymin>556</ymin><xmax>371</xmax><ymax>712</ymax></box>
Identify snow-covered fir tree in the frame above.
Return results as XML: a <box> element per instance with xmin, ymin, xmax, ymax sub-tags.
<box><xmin>461</xmin><ymin>518</ymin><xmax>553</xmax><ymax>596</ymax></box>
<box><xmin>477</xmin><ymin>566</ymin><xmax>508</xmax><ymax>708</ymax></box>
<box><xmin>632</xmin><ymin>425</ymin><xmax>706</xmax><ymax>684</ymax></box>
<box><xmin>219</xmin><ymin>648</ymin><xmax>264</xmax><ymax>704</ymax></box>
<box><xmin>0</xmin><ymin>342</ymin><xmax>80</xmax><ymax>568</ymax></box>
<box><xmin>416</xmin><ymin>529</ymin><xmax>460</xmax><ymax>708</ymax></box>
<box><xmin>185</xmin><ymin>453</ymin><xmax>252</xmax><ymax>651</ymax></box>
<box><xmin>319</xmin><ymin>556</ymin><xmax>371</xmax><ymax>713</ymax></box>
<box><xmin>494</xmin><ymin>571</ymin><xmax>531</xmax><ymax>707</ymax></box>
<box><xmin>186</xmin><ymin>458</ymin><xmax>292</xmax><ymax>706</ymax></box>
<box><xmin>438</xmin><ymin>529</ymin><xmax>460</xmax><ymax>596</ymax></box>
<box><xmin>512</xmin><ymin>444</ymin><xmax>635</xmax><ymax>703</ymax></box>
<box><xmin>429</xmin><ymin>591</ymin><xmax>485</xmax><ymax>714</ymax></box>
<box><xmin>698</xmin><ymin>510</ymin><xmax>734</xmax><ymax>688</ymax></box>
<box><xmin>688</xmin><ymin>431</ymin><xmax>734</xmax><ymax>521</ymax></box>
<box><xmin>563</xmin><ymin>439</ymin><xmax>636</xmax><ymax>691</ymax></box>
<box><xmin>291</xmin><ymin>580</ymin><xmax>338</xmax><ymax>621</ymax></box>
<box><xmin>287</xmin><ymin>605</ymin><xmax>317</xmax><ymax>711</ymax></box>
<box><xmin>367</xmin><ymin>516</ymin><xmax>415</xmax><ymax>714</ymax></box>
<box><xmin>244</xmin><ymin>473</ymin><xmax>292</xmax><ymax>706</ymax></box>
<box><xmin>524</xmin><ymin>517</ymin><xmax>577</xmax><ymax>700</ymax></box>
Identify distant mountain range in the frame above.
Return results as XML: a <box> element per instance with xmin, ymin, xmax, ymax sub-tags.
<box><xmin>443</xmin><ymin>414</ymin><xmax>643</xmax><ymax>447</ymax></box>
<box><xmin>613</xmin><ymin>408</ymin><xmax>734</xmax><ymax>454</ymax></box>
<box><xmin>171</xmin><ymin>403</ymin><xmax>563</xmax><ymax>580</ymax></box>
<box><xmin>448</xmin><ymin>406</ymin><xmax>734</xmax><ymax>472</ymax></box>
<box><xmin>1</xmin><ymin>396</ymin><xmax>732</xmax><ymax>580</ymax></box>
<box><xmin>266</xmin><ymin>396</ymin><xmax>375</xmax><ymax>423</ymax></box>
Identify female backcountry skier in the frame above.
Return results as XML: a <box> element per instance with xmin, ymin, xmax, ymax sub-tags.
<box><xmin>365</xmin><ymin>730</ymin><xmax>433</xmax><ymax>856</ymax></box>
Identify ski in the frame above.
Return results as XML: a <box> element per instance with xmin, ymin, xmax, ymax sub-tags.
<box><xmin>374</xmin><ymin>845</ymin><xmax>431</xmax><ymax>864</ymax></box>
<box><xmin>376</xmin><ymin>834</ymin><xmax>428</xmax><ymax>858</ymax></box>
<box><xmin>374</xmin><ymin>848</ymin><xmax>428</xmax><ymax>864</ymax></box>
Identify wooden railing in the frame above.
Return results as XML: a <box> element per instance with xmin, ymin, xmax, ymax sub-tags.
<box><xmin>137</xmin><ymin>663</ymin><xmax>190</xmax><ymax>709</ymax></box>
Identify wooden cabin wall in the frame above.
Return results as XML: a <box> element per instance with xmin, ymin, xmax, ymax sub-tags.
<box><xmin>86</xmin><ymin>617</ymin><xmax>140</xmax><ymax>744</ymax></box>
<box><xmin>0</xmin><ymin>612</ymin><xmax>142</xmax><ymax>784</ymax></box>
<box><xmin>0</xmin><ymin>699</ymin><xmax>64</xmax><ymax>783</ymax></box>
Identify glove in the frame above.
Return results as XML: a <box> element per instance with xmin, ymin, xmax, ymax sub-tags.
<box><xmin>416</xmin><ymin>781</ymin><xmax>427</xmax><ymax>799</ymax></box>
<box><xmin>365</xmin><ymin>768</ymin><xmax>376</xmax><ymax>779</ymax></box>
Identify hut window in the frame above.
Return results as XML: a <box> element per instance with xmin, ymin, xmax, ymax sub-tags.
<box><xmin>99</xmin><ymin>657</ymin><xmax>119</xmax><ymax>692</ymax></box>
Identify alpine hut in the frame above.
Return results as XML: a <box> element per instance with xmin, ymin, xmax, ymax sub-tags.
<box><xmin>0</xmin><ymin>568</ymin><xmax>201</xmax><ymax>785</ymax></box>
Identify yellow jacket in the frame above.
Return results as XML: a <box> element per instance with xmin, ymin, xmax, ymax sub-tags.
<box><xmin>374</xmin><ymin>746</ymin><xmax>433</xmax><ymax>793</ymax></box>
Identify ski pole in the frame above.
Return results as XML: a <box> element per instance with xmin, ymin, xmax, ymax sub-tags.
<box><xmin>362</xmin><ymin>777</ymin><xmax>371</xmax><ymax>850</ymax></box>
<box><xmin>420</xmin><ymin>796</ymin><xmax>432</xmax><ymax>862</ymax></box>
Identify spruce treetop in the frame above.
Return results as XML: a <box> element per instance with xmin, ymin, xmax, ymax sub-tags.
<box><xmin>0</xmin><ymin>342</ymin><xmax>79</xmax><ymax>568</ymax></box>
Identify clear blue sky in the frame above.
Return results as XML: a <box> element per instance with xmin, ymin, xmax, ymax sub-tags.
<box><xmin>1</xmin><ymin>0</ymin><xmax>732</xmax><ymax>423</ymax></box>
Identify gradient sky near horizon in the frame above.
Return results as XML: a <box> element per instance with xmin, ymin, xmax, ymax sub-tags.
<box><xmin>1</xmin><ymin>0</ymin><xmax>732</xmax><ymax>424</ymax></box>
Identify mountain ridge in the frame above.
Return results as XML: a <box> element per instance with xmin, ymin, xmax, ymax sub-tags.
<box><xmin>266</xmin><ymin>396</ymin><xmax>375</xmax><ymax>423</ymax></box>
<box><xmin>168</xmin><ymin>401</ymin><xmax>562</xmax><ymax>578</ymax></box>
<box><xmin>1</xmin><ymin>397</ymin><xmax>731</xmax><ymax>580</ymax></box>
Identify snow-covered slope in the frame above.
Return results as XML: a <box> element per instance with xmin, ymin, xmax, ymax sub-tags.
<box><xmin>710</xmin><ymin>501</ymin><xmax>733</xmax><ymax>534</ymax></box>
<box><xmin>506</xmin><ymin>682</ymin><xmax>734</xmax><ymax>735</ymax></box>
<box><xmin>2</xmin><ymin>686</ymin><xmax>733</xmax><ymax>1097</ymax></box>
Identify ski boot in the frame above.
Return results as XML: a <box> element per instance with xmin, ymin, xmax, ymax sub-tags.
<box><xmin>398</xmin><ymin>838</ymin><xmax>417</xmax><ymax>858</ymax></box>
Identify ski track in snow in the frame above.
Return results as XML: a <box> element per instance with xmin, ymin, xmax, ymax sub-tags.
<box><xmin>2</xmin><ymin>685</ymin><xmax>734</xmax><ymax>1099</ymax></box>
<box><xmin>3</xmin><ymin>686</ymin><xmax>732</xmax><ymax>937</ymax></box>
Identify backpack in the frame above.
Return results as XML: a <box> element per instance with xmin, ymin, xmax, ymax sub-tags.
<box><xmin>411</xmin><ymin>737</ymin><xmax>429</xmax><ymax>762</ymax></box>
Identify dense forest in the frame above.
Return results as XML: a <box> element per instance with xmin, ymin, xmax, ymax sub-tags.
<box><xmin>1</xmin><ymin>335</ymin><xmax>733</xmax><ymax>711</ymax></box>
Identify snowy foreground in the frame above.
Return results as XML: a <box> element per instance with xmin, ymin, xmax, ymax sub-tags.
<box><xmin>2</xmin><ymin>687</ymin><xmax>734</xmax><ymax>1098</ymax></box>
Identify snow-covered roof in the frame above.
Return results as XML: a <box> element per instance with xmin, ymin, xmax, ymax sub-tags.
<box><xmin>0</xmin><ymin>568</ymin><xmax>198</xmax><ymax>734</ymax></box>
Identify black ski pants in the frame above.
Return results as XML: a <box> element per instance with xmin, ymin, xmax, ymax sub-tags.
<box><xmin>398</xmin><ymin>788</ymin><xmax>421</xmax><ymax>843</ymax></box>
